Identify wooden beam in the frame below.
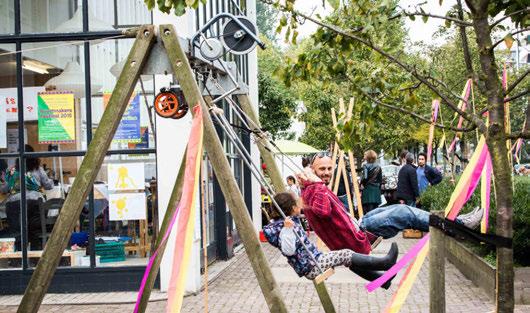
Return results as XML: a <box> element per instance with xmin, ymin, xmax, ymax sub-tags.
<box><xmin>17</xmin><ymin>26</ymin><xmax>156</xmax><ymax>313</ymax></box>
<box><xmin>160</xmin><ymin>25</ymin><xmax>288</xmax><ymax>313</ymax></box>
<box><xmin>136</xmin><ymin>153</ymin><xmax>187</xmax><ymax>313</ymax></box>
<box><xmin>430</xmin><ymin>211</ymin><xmax>446</xmax><ymax>313</ymax></box>
<box><xmin>238</xmin><ymin>94</ymin><xmax>337</xmax><ymax>313</ymax></box>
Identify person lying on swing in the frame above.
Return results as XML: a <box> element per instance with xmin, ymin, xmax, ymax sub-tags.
<box><xmin>301</xmin><ymin>152</ymin><xmax>485</xmax><ymax>242</ymax></box>
<box><xmin>263</xmin><ymin>192</ymin><xmax>398</xmax><ymax>289</ymax></box>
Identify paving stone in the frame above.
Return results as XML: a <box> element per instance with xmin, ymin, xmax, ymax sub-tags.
<box><xmin>1</xmin><ymin>236</ymin><xmax>530</xmax><ymax>312</ymax></box>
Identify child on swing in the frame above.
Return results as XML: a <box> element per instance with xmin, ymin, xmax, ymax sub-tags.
<box><xmin>263</xmin><ymin>192</ymin><xmax>398</xmax><ymax>288</ymax></box>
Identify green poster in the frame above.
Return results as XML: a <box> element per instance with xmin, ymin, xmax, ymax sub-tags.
<box><xmin>38</xmin><ymin>92</ymin><xmax>76</xmax><ymax>143</ymax></box>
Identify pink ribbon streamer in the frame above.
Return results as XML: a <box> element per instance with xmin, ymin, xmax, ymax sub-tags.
<box><xmin>447</xmin><ymin>144</ymin><xmax>489</xmax><ymax>221</ymax></box>
<box><xmin>133</xmin><ymin>106</ymin><xmax>202</xmax><ymax>313</ymax></box>
<box><xmin>448</xmin><ymin>80</ymin><xmax>472</xmax><ymax>154</ymax></box>
<box><xmin>426</xmin><ymin>100</ymin><xmax>440</xmax><ymax>163</ymax></box>
<box><xmin>366</xmin><ymin>234</ymin><xmax>430</xmax><ymax>292</ymax></box>
<box><xmin>482</xmin><ymin>155</ymin><xmax>492</xmax><ymax>231</ymax></box>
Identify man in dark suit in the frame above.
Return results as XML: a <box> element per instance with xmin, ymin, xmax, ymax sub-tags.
<box><xmin>396</xmin><ymin>153</ymin><xmax>419</xmax><ymax>207</ymax></box>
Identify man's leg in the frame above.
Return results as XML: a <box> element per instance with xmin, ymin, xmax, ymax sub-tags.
<box><xmin>361</xmin><ymin>204</ymin><xmax>429</xmax><ymax>239</ymax></box>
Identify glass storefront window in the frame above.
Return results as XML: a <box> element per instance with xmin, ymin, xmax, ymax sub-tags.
<box><xmin>0</xmin><ymin>0</ymin><xmax>14</xmax><ymax>34</ymax></box>
<box><xmin>21</xmin><ymin>0</ymin><xmax>81</xmax><ymax>34</ymax></box>
<box><xmin>116</xmin><ymin>0</ymin><xmax>151</xmax><ymax>26</ymax></box>
<box><xmin>94</xmin><ymin>154</ymin><xmax>155</xmax><ymax>267</ymax></box>
<box><xmin>89</xmin><ymin>38</ymin><xmax>156</xmax><ymax>152</ymax></box>
<box><xmin>0</xmin><ymin>44</ymin><xmax>21</xmax><ymax>270</ymax></box>
<box><xmin>22</xmin><ymin>42</ymin><xmax>87</xmax><ymax>152</ymax></box>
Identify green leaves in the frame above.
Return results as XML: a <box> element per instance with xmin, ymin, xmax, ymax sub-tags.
<box><xmin>504</xmin><ymin>33</ymin><xmax>515</xmax><ymax>50</ymax></box>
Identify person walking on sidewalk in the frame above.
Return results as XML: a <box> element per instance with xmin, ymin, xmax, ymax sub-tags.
<box><xmin>263</xmin><ymin>192</ymin><xmax>398</xmax><ymax>289</ymax></box>
<box><xmin>360</xmin><ymin>150</ymin><xmax>383</xmax><ymax>213</ymax></box>
<box><xmin>396</xmin><ymin>152</ymin><xmax>419</xmax><ymax>207</ymax></box>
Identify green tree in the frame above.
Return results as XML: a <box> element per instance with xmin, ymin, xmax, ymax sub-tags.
<box><xmin>256</xmin><ymin>1</ymin><xmax>278</xmax><ymax>41</ymax></box>
<box><xmin>262</xmin><ymin>0</ymin><xmax>529</xmax><ymax>311</ymax></box>
<box><xmin>257</xmin><ymin>38</ymin><xmax>297</xmax><ymax>139</ymax></box>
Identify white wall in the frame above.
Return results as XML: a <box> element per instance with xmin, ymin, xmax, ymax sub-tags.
<box><xmin>246</xmin><ymin>0</ymin><xmax>261</xmax><ymax>233</ymax></box>
<box><xmin>153</xmin><ymin>8</ymin><xmax>202</xmax><ymax>294</ymax></box>
<box><xmin>155</xmin><ymin>2</ymin><xmax>261</xmax><ymax>293</ymax></box>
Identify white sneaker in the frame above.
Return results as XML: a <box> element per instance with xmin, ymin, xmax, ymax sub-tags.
<box><xmin>458</xmin><ymin>207</ymin><xmax>484</xmax><ymax>229</ymax></box>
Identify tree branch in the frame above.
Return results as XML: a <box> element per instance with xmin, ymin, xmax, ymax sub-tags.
<box><xmin>507</xmin><ymin>131</ymin><xmax>530</xmax><ymax>140</ymax></box>
<box><xmin>456</xmin><ymin>0</ymin><xmax>474</xmax><ymax>75</ymax></box>
<box><xmin>506</xmin><ymin>68</ymin><xmax>530</xmax><ymax>95</ymax></box>
<box><xmin>261</xmin><ymin>0</ymin><xmax>485</xmax><ymax>132</ymax></box>
<box><xmin>490</xmin><ymin>7</ymin><xmax>530</xmax><ymax>29</ymax></box>
<box><xmin>504</xmin><ymin>89</ymin><xmax>530</xmax><ymax>103</ymax></box>
<box><xmin>357</xmin><ymin>87</ymin><xmax>477</xmax><ymax>132</ymax></box>
<box><xmin>391</xmin><ymin>11</ymin><xmax>472</xmax><ymax>27</ymax></box>
<box><xmin>492</xmin><ymin>27</ymin><xmax>530</xmax><ymax>49</ymax></box>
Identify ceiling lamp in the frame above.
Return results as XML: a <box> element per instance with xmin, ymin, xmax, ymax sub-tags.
<box><xmin>54</xmin><ymin>8</ymin><xmax>114</xmax><ymax>33</ymax></box>
<box><xmin>44</xmin><ymin>61</ymin><xmax>102</xmax><ymax>98</ymax></box>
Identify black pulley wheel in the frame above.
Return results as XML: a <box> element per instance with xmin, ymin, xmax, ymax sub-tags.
<box><xmin>221</xmin><ymin>16</ymin><xmax>257</xmax><ymax>55</ymax></box>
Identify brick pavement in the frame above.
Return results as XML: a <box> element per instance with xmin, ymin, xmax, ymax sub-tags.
<box><xmin>1</xmin><ymin>236</ymin><xmax>529</xmax><ymax>313</ymax></box>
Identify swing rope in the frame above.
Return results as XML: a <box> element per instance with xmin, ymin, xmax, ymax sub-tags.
<box><xmin>209</xmin><ymin>77</ymin><xmax>305</xmax><ymax>173</ymax></box>
<box><xmin>207</xmin><ymin>104</ymin><xmax>327</xmax><ymax>276</ymax></box>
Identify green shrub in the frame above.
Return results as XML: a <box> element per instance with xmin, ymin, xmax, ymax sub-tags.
<box><xmin>420</xmin><ymin>176</ymin><xmax>530</xmax><ymax>266</ymax></box>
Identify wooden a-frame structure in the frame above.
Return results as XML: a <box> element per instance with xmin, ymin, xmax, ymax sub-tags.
<box><xmin>17</xmin><ymin>25</ymin><xmax>337</xmax><ymax>313</ymax></box>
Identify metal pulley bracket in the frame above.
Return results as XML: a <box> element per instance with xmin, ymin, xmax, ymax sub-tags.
<box><xmin>201</xmin><ymin>61</ymin><xmax>248</xmax><ymax>97</ymax></box>
<box><xmin>191</xmin><ymin>12</ymin><xmax>265</xmax><ymax>61</ymax></box>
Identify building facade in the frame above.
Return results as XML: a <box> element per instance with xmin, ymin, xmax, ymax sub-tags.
<box><xmin>0</xmin><ymin>0</ymin><xmax>259</xmax><ymax>294</ymax></box>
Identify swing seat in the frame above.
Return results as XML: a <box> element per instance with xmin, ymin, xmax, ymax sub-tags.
<box><xmin>314</xmin><ymin>268</ymin><xmax>335</xmax><ymax>285</ymax></box>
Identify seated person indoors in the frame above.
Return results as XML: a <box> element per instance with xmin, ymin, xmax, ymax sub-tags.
<box><xmin>263</xmin><ymin>192</ymin><xmax>398</xmax><ymax>289</ymax></box>
<box><xmin>302</xmin><ymin>152</ymin><xmax>484</xmax><ymax>240</ymax></box>
<box><xmin>0</xmin><ymin>145</ymin><xmax>54</xmax><ymax>250</ymax></box>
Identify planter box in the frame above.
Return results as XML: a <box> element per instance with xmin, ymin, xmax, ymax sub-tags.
<box><xmin>445</xmin><ymin>236</ymin><xmax>530</xmax><ymax>304</ymax></box>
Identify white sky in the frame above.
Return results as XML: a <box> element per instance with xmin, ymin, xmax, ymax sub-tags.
<box><xmin>290</xmin><ymin>0</ymin><xmax>459</xmax><ymax>45</ymax></box>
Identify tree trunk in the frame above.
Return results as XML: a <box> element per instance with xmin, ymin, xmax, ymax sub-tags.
<box><xmin>466</xmin><ymin>1</ymin><xmax>514</xmax><ymax>311</ymax></box>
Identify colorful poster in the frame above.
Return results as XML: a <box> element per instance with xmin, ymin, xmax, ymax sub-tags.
<box><xmin>107</xmin><ymin>162</ymin><xmax>145</xmax><ymax>191</ymax></box>
<box><xmin>109</xmin><ymin>192</ymin><xmax>146</xmax><ymax>220</ymax></box>
<box><xmin>0</xmin><ymin>87</ymin><xmax>45</xmax><ymax>122</ymax></box>
<box><xmin>37</xmin><ymin>92</ymin><xmax>75</xmax><ymax>144</ymax></box>
<box><xmin>128</xmin><ymin>127</ymin><xmax>149</xmax><ymax>149</ymax></box>
<box><xmin>103</xmin><ymin>93</ymin><xmax>141</xmax><ymax>143</ymax></box>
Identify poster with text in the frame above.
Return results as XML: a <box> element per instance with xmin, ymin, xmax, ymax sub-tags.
<box><xmin>107</xmin><ymin>162</ymin><xmax>145</xmax><ymax>191</ymax></box>
<box><xmin>0</xmin><ymin>86</ymin><xmax>45</xmax><ymax>122</ymax></box>
<box><xmin>103</xmin><ymin>93</ymin><xmax>141</xmax><ymax>143</ymax></box>
<box><xmin>38</xmin><ymin>92</ymin><xmax>75</xmax><ymax>144</ymax></box>
<box><xmin>109</xmin><ymin>192</ymin><xmax>146</xmax><ymax>220</ymax></box>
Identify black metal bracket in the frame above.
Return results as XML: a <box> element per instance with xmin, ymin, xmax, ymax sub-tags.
<box><xmin>429</xmin><ymin>214</ymin><xmax>512</xmax><ymax>249</ymax></box>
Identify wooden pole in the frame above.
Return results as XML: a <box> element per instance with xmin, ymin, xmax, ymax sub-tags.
<box><xmin>237</xmin><ymin>95</ymin><xmax>337</xmax><ymax>313</ymax></box>
<box><xmin>429</xmin><ymin>211</ymin><xmax>446</xmax><ymax>313</ymax></box>
<box><xmin>136</xmin><ymin>154</ymin><xmax>187</xmax><ymax>313</ymax></box>
<box><xmin>17</xmin><ymin>26</ymin><xmax>156</xmax><ymax>313</ymax></box>
<box><xmin>160</xmin><ymin>25</ymin><xmax>288</xmax><ymax>313</ymax></box>
<box><xmin>348</xmin><ymin>151</ymin><xmax>364</xmax><ymax>218</ymax></box>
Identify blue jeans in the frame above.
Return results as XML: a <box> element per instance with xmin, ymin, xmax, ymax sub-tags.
<box><xmin>360</xmin><ymin>204</ymin><xmax>430</xmax><ymax>239</ymax></box>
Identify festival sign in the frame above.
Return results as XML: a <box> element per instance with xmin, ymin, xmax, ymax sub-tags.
<box><xmin>103</xmin><ymin>93</ymin><xmax>141</xmax><ymax>143</ymax></box>
<box><xmin>37</xmin><ymin>92</ymin><xmax>75</xmax><ymax>144</ymax></box>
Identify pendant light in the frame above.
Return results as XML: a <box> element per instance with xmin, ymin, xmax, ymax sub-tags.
<box><xmin>44</xmin><ymin>61</ymin><xmax>102</xmax><ymax>98</ymax></box>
